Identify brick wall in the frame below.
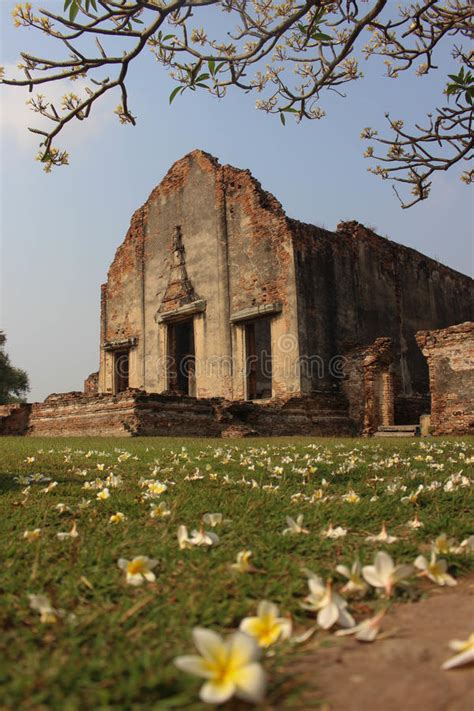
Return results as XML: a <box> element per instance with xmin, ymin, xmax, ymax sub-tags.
<box><xmin>416</xmin><ymin>322</ymin><xmax>474</xmax><ymax>435</ymax></box>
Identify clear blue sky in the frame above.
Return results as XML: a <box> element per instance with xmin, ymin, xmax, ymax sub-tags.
<box><xmin>1</xmin><ymin>2</ymin><xmax>473</xmax><ymax>402</ymax></box>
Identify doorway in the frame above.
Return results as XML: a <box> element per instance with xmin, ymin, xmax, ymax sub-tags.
<box><xmin>114</xmin><ymin>350</ymin><xmax>129</xmax><ymax>393</ymax></box>
<box><xmin>244</xmin><ymin>317</ymin><xmax>272</xmax><ymax>400</ymax></box>
<box><xmin>167</xmin><ymin>319</ymin><xmax>196</xmax><ymax>395</ymax></box>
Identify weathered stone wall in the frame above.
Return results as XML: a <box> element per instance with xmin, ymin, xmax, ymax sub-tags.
<box><xmin>416</xmin><ymin>322</ymin><xmax>474</xmax><ymax>435</ymax></box>
<box><xmin>292</xmin><ymin>220</ymin><xmax>474</xmax><ymax>396</ymax></box>
<box><xmin>341</xmin><ymin>337</ymin><xmax>395</xmax><ymax>435</ymax></box>
<box><xmin>0</xmin><ymin>403</ymin><xmax>31</xmax><ymax>435</ymax></box>
<box><xmin>84</xmin><ymin>371</ymin><xmax>99</xmax><ymax>395</ymax></box>
<box><xmin>100</xmin><ymin>150</ymin><xmax>300</xmax><ymax>401</ymax></box>
<box><xmin>1</xmin><ymin>391</ymin><xmax>353</xmax><ymax>438</ymax></box>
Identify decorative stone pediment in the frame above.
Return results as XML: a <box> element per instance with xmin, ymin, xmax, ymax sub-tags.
<box><xmin>158</xmin><ymin>226</ymin><xmax>201</xmax><ymax>315</ymax></box>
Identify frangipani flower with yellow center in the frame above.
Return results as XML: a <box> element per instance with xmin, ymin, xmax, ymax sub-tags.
<box><xmin>150</xmin><ymin>501</ymin><xmax>171</xmax><ymax>519</ymax></box>
<box><xmin>109</xmin><ymin>512</ymin><xmax>126</xmax><ymax>524</ymax></box>
<box><xmin>118</xmin><ymin>556</ymin><xmax>158</xmax><ymax>585</ymax></box>
<box><xmin>407</xmin><ymin>514</ymin><xmax>424</xmax><ymax>529</ymax></box>
<box><xmin>29</xmin><ymin>594</ymin><xmax>63</xmax><ymax>624</ymax></box>
<box><xmin>336</xmin><ymin>558</ymin><xmax>368</xmax><ymax>595</ymax></box>
<box><xmin>174</xmin><ymin>628</ymin><xmax>266</xmax><ymax>704</ymax></box>
<box><xmin>335</xmin><ymin>609</ymin><xmax>386</xmax><ymax>642</ymax></box>
<box><xmin>414</xmin><ymin>552</ymin><xmax>457</xmax><ymax>586</ymax></box>
<box><xmin>362</xmin><ymin>551</ymin><xmax>413</xmax><ymax>597</ymax></box>
<box><xmin>432</xmin><ymin>533</ymin><xmax>456</xmax><ymax>556</ymax></box>
<box><xmin>442</xmin><ymin>633</ymin><xmax>474</xmax><ymax>670</ymax></box>
<box><xmin>96</xmin><ymin>488</ymin><xmax>110</xmax><ymax>501</ymax></box>
<box><xmin>23</xmin><ymin>529</ymin><xmax>41</xmax><ymax>542</ymax></box>
<box><xmin>231</xmin><ymin>550</ymin><xmax>255</xmax><ymax>573</ymax></box>
<box><xmin>342</xmin><ymin>489</ymin><xmax>360</xmax><ymax>504</ymax></box>
<box><xmin>365</xmin><ymin>523</ymin><xmax>398</xmax><ymax>544</ymax></box>
<box><xmin>301</xmin><ymin>576</ymin><xmax>355</xmax><ymax>630</ymax></box>
<box><xmin>240</xmin><ymin>601</ymin><xmax>292</xmax><ymax>648</ymax></box>
<box><xmin>282</xmin><ymin>514</ymin><xmax>309</xmax><ymax>535</ymax></box>
<box><xmin>189</xmin><ymin>528</ymin><xmax>219</xmax><ymax>547</ymax></box>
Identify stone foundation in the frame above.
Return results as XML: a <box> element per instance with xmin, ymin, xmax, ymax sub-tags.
<box><xmin>0</xmin><ymin>403</ymin><xmax>32</xmax><ymax>435</ymax></box>
<box><xmin>416</xmin><ymin>322</ymin><xmax>474</xmax><ymax>435</ymax></box>
<box><xmin>0</xmin><ymin>390</ymin><xmax>354</xmax><ymax>438</ymax></box>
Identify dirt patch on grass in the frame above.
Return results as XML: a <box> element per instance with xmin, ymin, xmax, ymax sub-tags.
<box><xmin>292</xmin><ymin>575</ymin><xmax>474</xmax><ymax>711</ymax></box>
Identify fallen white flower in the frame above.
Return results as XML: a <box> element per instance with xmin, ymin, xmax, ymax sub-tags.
<box><xmin>414</xmin><ymin>552</ymin><xmax>457</xmax><ymax>586</ymax></box>
<box><xmin>362</xmin><ymin>551</ymin><xmax>413</xmax><ymax>597</ymax></box>
<box><xmin>365</xmin><ymin>523</ymin><xmax>398</xmax><ymax>544</ymax></box>
<box><xmin>335</xmin><ymin>609</ymin><xmax>386</xmax><ymax>642</ymax></box>
<box><xmin>301</xmin><ymin>577</ymin><xmax>355</xmax><ymax>630</ymax></box>
<box><xmin>441</xmin><ymin>633</ymin><xmax>474</xmax><ymax>670</ymax></box>
<box><xmin>282</xmin><ymin>514</ymin><xmax>309</xmax><ymax>535</ymax></box>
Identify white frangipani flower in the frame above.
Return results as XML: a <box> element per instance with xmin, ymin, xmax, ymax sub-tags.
<box><xmin>365</xmin><ymin>523</ymin><xmax>398</xmax><ymax>544</ymax></box>
<box><xmin>118</xmin><ymin>556</ymin><xmax>158</xmax><ymax>585</ymax></box>
<box><xmin>150</xmin><ymin>501</ymin><xmax>171</xmax><ymax>519</ymax></box>
<box><xmin>362</xmin><ymin>551</ymin><xmax>413</xmax><ymax>597</ymax></box>
<box><xmin>29</xmin><ymin>594</ymin><xmax>63</xmax><ymax>624</ymax></box>
<box><xmin>335</xmin><ymin>609</ymin><xmax>386</xmax><ymax>642</ymax></box>
<box><xmin>414</xmin><ymin>552</ymin><xmax>457</xmax><ymax>586</ymax></box>
<box><xmin>23</xmin><ymin>529</ymin><xmax>41</xmax><ymax>541</ymax></box>
<box><xmin>109</xmin><ymin>512</ymin><xmax>126</xmax><ymax>524</ymax></box>
<box><xmin>202</xmin><ymin>513</ymin><xmax>224</xmax><ymax>528</ymax></box>
<box><xmin>96</xmin><ymin>488</ymin><xmax>110</xmax><ymax>501</ymax></box>
<box><xmin>336</xmin><ymin>558</ymin><xmax>368</xmax><ymax>595</ymax></box>
<box><xmin>301</xmin><ymin>576</ymin><xmax>355</xmax><ymax>630</ymax></box>
<box><xmin>175</xmin><ymin>628</ymin><xmax>266</xmax><ymax>704</ymax></box>
<box><xmin>231</xmin><ymin>550</ymin><xmax>255</xmax><ymax>573</ymax></box>
<box><xmin>282</xmin><ymin>514</ymin><xmax>309</xmax><ymax>535</ymax></box>
<box><xmin>441</xmin><ymin>633</ymin><xmax>474</xmax><ymax>670</ymax></box>
<box><xmin>406</xmin><ymin>514</ymin><xmax>424</xmax><ymax>529</ymax></box>
<box><xmin>57</xmin><ymin>521</ymin><xmax>78</xmax><ymax>540</ymax></box>
<box><xmin>240</xmin><ymin>601</ymin><xmax>292</xmax><ymax>647</ymax></box>
<box><xmin>189</xmin><ymin>528</ymin><xmax>219</xmax><ymax>547</ymax></box>
<box><xmin>322</xmin><ymin>522</ymin><xmax>347</xmax><ymax>539</ymax></box>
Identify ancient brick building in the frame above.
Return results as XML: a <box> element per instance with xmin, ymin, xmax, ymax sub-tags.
<box><xmin>97</xmin><ymin>151</ymin><xmax>473</xmax><ymax>417</ymax></box>
<box><xmin>1</xmin><ymin>150</ymin><xmax>472</xmax><ymax>438</ymax></box>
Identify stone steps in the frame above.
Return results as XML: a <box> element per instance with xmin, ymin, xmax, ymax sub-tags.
<box><xmin>375</xmin><ymin>424</ymin><xmax>420</xmax><ymax>437</ymax></box>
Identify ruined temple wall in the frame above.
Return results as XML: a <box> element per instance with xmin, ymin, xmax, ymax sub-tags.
<box><xmin>291</xmin><ymin>220</ymin><xmax>474</xmax><ymax>397</ymax></box>
<box><xmin>416</xmin><ymin>322</ymin><xmax>474</xmax><ymax>435</ymax></box>
<box><xmin>99</xmin><ymin>151</ymin><xmax>300</xmax><ymax>400</ymax></box>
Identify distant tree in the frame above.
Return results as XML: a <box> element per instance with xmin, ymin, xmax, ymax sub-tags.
<box><xmin>1</xmin><ymin>0</ymin><xmax>472</xmax><ymax>207</ymax></box>
<box><xmin>0</xmin><ymin>331</ymin><xmax>30</xmax><ymax>404</ymax></box>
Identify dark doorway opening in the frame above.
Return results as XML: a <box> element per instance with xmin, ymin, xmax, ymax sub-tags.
<box><xmin>245</xmin><ymin>317</ymin><xmax>272</xmax><ymax>400</ymax></box>
<box><xmin>114</xmin><ymin>350</ymin><xmax>129</xmax><ymax>393</ymax></box>
<box><xmin>167</xmin><ymin>319</ymin><xmax>195</xmax><ymax>396</ymax></box>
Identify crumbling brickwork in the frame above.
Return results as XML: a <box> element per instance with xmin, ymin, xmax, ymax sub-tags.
<box><xmin>0</xmin><ymin>403</ymin><xmax>31</xmax><ymax>435</ymax></box>
<box><xmin>10</xmin><ymin>391</ymin><xmax>353</xmax><ymax>438</ymax></box>
<box><xmin>84</xmin><ymin>371</ymin><xmax>99</xmax><ymax>395</ymax></box>
<box><xmin>416</xmin><ymin>322</ymin><xmax>474</xmax><ymax>435</ymax></box>
<box><xmin>341</xmin><ymin>337</ymin><xmax>395</xmax><ymax>435</ymax></box>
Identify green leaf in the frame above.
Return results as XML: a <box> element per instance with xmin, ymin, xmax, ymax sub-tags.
<box><xmin>280</xmin><ymin>113</ymin><xmax>286</xmax><ymax>126</ymax></box>
<box><xmin>169</xmin><ymin>86</ymin><xmax>183</xmax><ymax>105</ymax></box>
<box><xmin>64</xmin><ymin>0</ymin><xmax>73</xmax><ymax>10</ymax></box>
<box><xmin>69</xmin><ymin>1</ymin><xmax>80</xmax><ymax>22</ymax></box>
<box><xmin>310</xmin><ymin>31</ymin><xmax>332</xmax><ymax>42</ymax></box>
<box><xmin>208</xmin><ymin>58</ymin><xmax>215</xmax><ymax>76</ymax></box>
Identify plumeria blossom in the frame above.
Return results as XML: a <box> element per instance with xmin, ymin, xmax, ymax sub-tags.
<box><xmin>202</xmin><ymin>513</ymin><xmax>224</xmax><ymax>528</ymax></box>
<box><xmin>336</xmin><ymin>559</ymin><xmax>368</xmax><ymax>595</ymax></box>
<box><xmin>240</xmin><ymin>601</ymin><xmax>292</xmax><ymax>648</ymax></box>
<box><xmin>231</xmin><ymin>550</ymin><xmax>255</xmax><ymax>573</ymax></box>
<box><xmin>322</xmin><ymin>522</ymin><xmax>347</xmax><ymax>539</ymax></box>
<box><xmin>407</xmin><ymin>514</ymin><xmax>424</xmax><ymax>529</ymax></box>
<box><xmin>432</xmin><ymin>533</ymin><xmax>457</xmax><ymax>555</ymax></box>
<box><xmin>365</xmin><ymin>523</ymin><xmax>398</xmax><ymax>544</ymax></box>
<box><xmin>189</xmin><ymin>528</ymin><xmax>219</xmax><ymax>547</ymax></box>
<box><xmin>362</xmin><ymin>551</ymin><xmax>413</xmax><ymax>597</ymax></box>
<box><xmin>441</xmin><ymin>633</ymin><xmax>474</xmax><ymax>670</ymax></box>
<box><xmin>109</xmin><ymin>512</ymin><xmax>126</xmax><ymax>524</ymax></box>
<box><xmin>282</xmin><ymin>514</ymin><xmax>309</xmax><ymax>535</ymax></box>
<box><xmin>96</xmin><ymin>488</ymin><xmax>110</xmax><ymax>501</ymax></box>
<box><xmin>42</xmin><ymin>481</ymin><xmax>58</xmax><ymax>494</ymax></box>
<box><xmin>342</xmin><ymin>488</ymin><xmax>360</xmax><ymax>504</ymax></box>
<box><xmin>401</xmin><ymin>484</ymin><xmax>424</xmax><ymax>504</ymax></box>
<box><xmin>23</xmin><ymin>529</ymin><xmax>41</xmax><ymax>541</ymax></box>
<box><xmin>57</xmin><ymin>522</ymin><xmax>79</xmax><ymax>540</ymax></box>
<box><xmin>55</xmin><ymin>503</ymin><xmax>72</xmax><ymax>514</ymax></box>
<box><xmin>118</xmin><ymin>556</ymin><xmax>158</xmax><ymax>585</ymax></box>
<box><xmin>29</xmin><ymin>594</ymin><xmax>63</xmax><ymax>624</ymax></box>
<box><xmin>174</xmin><ymin>628</ymin><xmax>266</xmax><ymax>705</ymax></box>
<box><xmin>414</xmin><ymin>552</ymin><xmax>457</xmax><ymax>586</ymax></box>
<box><xmin>150</xmin><ymin>501</ymin><xmax>171</xmax><ymax>519</ymax></box>
<box><xmin>335</xmin><ymin>609</ymin><xmax>386</xmax><ymax>642</ymax></box>
<box><xmin>301</xmin><ymin>576</ymin><xmax>355</xmax><ymax>630</ymax></box>
<box><xmin>178</xmin><ymin>525</ymin><xmax>193</xmax><ymax>549</ymax></box>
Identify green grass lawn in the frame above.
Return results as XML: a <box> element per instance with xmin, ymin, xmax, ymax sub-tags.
<box><xmin>1</xmin><ymin>436</ymin><xmax>473</xmax><ymax>710</ymax></box>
